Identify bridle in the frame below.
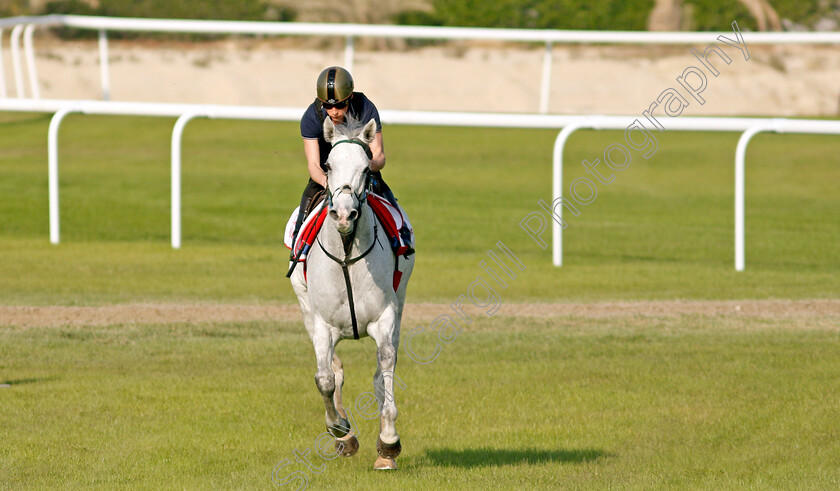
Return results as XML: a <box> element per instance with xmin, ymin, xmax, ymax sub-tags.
<box><xmin>324</xmin><ymin>138</ymin><xmax>373</xmax><ymax>213</ymax></box>
<box><xmin>317</xmin><ymin>137</ymin><xmax>379</xmax><ymax>339</ymax></box>
<box><xmin>333</xmin><ymin>138</ymin><xmax>373</xmax><ymax>159</ymax></box>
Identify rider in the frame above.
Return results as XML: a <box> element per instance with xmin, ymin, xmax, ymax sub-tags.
<box><xmin>292</xmin><ymin>66</ymin><xmax>412</xmax><ymax>254</ymax></box>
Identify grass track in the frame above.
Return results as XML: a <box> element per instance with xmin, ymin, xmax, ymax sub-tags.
<box><xmin>2</xmin><ymin>111</ymin><xmax>840</xmax><ymax>488</ymax></box>
<box><xmin>1</xmin><ymin>112</ymin><xmax>838</xmax><ymax>304</ymax></box>
<box><xmin>2</xmin><ymin>315</ymin><xmax>839</xmax><ymax>488</ymax></box>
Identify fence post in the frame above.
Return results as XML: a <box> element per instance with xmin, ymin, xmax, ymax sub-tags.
<box><xmin>551</xmin><ymin>119</ymin><xmax>593</xmax><ymax>266</ymax></box>
<box><xmin>344</xmin><ymin>35</ymin><xmax>354</xmax><ymax>73</ymax></box>
<box><xmin>23</xmin><ymin>24</ymin><xmax>40</xmax><ymax>99</ymax></box>
<box><xmin>734</xmin><ymin>120</ymin><xmax>785</xmax><ymax>271</ymax></box>
<box><xmin>10</xmin><ymin>24</ymin><xmax>25</xmax><ymax>98</ymax></box>
<box><xmin>171</xmin><ymin>112</ymin><xmax>204</xmax><ymax>249</ymax></box>
<box><xmin>98</xmin><ymin>30</ymin><xmax>111</xmax><ymax>100</ymax></box>
<box><xmin>0</xmin><ymin>28</ymin><xmax>7</xmax><ymax>98</ymax></box>
<box><xmin>48</xmin><ymin>108</ymin><xmax>77</xmax><ymax>244</ymax></box>
<box><xmin>539</xmin><ymin>41</ymin><xmax>553</xmax><ymax>114</ymax></box>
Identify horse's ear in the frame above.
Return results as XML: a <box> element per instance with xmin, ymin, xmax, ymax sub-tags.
<box><xmin>323</xmin><ymin>117</ymin><xmax>336</xmax><ymax>144</ymax></box>
<box><xmin>361</xmin><ymin>119</ymin><xmax>377</xmax><ymax>145</ymax></box>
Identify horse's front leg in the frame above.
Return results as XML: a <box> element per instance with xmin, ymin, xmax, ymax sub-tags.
<box><xmin>331</xmin><ymin>352</ymin><xmax>359</xmax><ymax>456</ymax></box>
<box><xmin>369</xmin><ymin>307</ymin><xmax>402</xmax><ymax>470</ymax></box>
<box><xmin>332</xmin><ymin>353</ymin><xmax>347</xmax><ymax>420</ymax></box>
<box><xmin>310</xmin><ymin>318</ymin><xmax>350</xmax><ymax>438</ymax></box>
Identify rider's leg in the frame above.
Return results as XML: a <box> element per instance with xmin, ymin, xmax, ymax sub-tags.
<box><xmin>291</xmin><ymin>179</ymin><xmax>324</xmax><ymax>259</ymax></box>
<box><xmin>371</xmin><ymin>172</ymin><xmax>414</xmax><ymax>253</ymax></box>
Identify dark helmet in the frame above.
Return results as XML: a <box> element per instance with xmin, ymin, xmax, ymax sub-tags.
<box><xmin>316</xmin><ymin>66</ymin><xmax>354</xmax><ymax>105</ymax></box>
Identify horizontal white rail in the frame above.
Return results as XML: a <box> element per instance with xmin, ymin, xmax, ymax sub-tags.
<box><xmin>0</xmin><ymin>97</ymin><xmax>593</xmax><ymax>125</ymax></box>
<box><xmin>50</xmin><ymin>15</ymin><xmax>840</xmax><ymax>44</ymax></box>
<box><xmin>0</xmin><ymin>98</ymin><xmax>305</xmax><ymax>119</ymax></box>
<box><xmin>0</xmin><ymin>15</ymin><xmax>62</xmax><ymax>28</ymax></box>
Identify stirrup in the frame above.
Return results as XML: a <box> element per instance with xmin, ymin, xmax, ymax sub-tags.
<box><xmin>399</xmin><ymin>227</ymin><xmax>415</xmax><ymax>256</ymax></box>
<box><xmin>289</xmin><ymin>231</ymin><xmax>299</xmax><ymax>261</ymax></box>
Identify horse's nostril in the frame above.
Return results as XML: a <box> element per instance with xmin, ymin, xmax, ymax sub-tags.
<box><xmin>348</xmin><ymin>210</ymin><xmax>358</xmax><ymax>221</ymax></box>
<box><xmin>329</xmin><ymin>210</ymin><xmax>338</xmax><ymax>220</ymax></box>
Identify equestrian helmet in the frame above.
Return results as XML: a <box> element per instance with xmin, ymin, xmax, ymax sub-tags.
<box><xmin>316</xmin><ymin>66</ymin><xmax>354</xmax><ymax>104</ymax></box>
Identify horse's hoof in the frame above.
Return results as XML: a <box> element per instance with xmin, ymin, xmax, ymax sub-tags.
<box><xmin>335</xmin><ymin>433</ymin><xmax>359</xmax><ymax>457</ymax></box>
<box><xmin>326</xmin><ymin>418</ymin><xmax>351</xmax><ymax>438</ymax></box>
<box><xmin>373</xmin><ymin>456</ymin><xmax>397</xmax><ymax>470</ymax></box>
<box><xmin>376</xmin><ymin>437</ymin><xmax>401</xmax><ymax>458</ymax></box>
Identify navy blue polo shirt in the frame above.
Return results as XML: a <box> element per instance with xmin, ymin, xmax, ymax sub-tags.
<box><xmin>300</xmin><ymin>92</ymin><xmax>382</xmax><ymax>169</ymax></box>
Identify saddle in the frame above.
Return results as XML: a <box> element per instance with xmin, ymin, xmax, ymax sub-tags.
<box><xmin>305</xmin><ymin>189</ymin><xmax>326</xmax><ymax>216</ymax></box>
<box><xmin>284</xmin><ymin>193</ymin><xmax>414</xmax><ymax>290</ymax></box>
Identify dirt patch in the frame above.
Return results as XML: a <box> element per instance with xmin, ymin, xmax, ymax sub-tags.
<box><xmin>1</xmin><ymin>299</ymin><xmax>837</xmax><ymax>329</ymax></box>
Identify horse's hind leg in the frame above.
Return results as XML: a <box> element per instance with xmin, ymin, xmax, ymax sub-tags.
<box><xmin>332</xmin><ymin>352</ymin><xmax>359</xmax><ymax>456</ymax></box>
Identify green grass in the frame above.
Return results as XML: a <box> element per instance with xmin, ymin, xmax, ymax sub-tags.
<box><xmin>2</xmin><ymin>111</ymin><xmax>838</xmax><ymax>304</ymax></box>
<box><xmin>2</xmin><ymin>316</ymin><xmax>839</xmax><ymax>488</ymax></box>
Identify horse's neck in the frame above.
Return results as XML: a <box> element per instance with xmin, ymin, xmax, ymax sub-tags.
<box><xmin>321</xmin><ymin>203</ymin><xmax>374</xmax><ymax>256</ymax></box>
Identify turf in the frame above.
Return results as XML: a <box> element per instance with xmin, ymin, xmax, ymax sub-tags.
<box><xmin>1</xmin><ymin>112</ymin><xmax>838</xmax><ymax>304</ymax></box>
<box><xmin>2</xmin><ymin>111</ymin><xmax>839</xmax><ymax>488</ymax></box>
<box><xmin>2</xmin><ymin>316</ymin><xmax>839</xmax><ymax>488</ymax></box>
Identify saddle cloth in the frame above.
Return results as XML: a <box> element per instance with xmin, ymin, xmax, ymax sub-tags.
<box><xmin>284</xmin><ymin>193</ymin><xmax>414</xmax><ymax>263</ymax></box>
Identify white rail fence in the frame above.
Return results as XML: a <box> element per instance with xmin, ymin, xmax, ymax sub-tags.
<box><xmin>4</xmin><ymin>98</ymin><xmax>838</xmax><ymax>270</ymax></box>
<box><xmin>548</xmin><ymin>116</ymin><xmax>840</xmax><ymax>271</ymax></box>
<box><xmin>1</xmin><ymin>15</ymin><xmax>839</xmax><ymax>269</ymax></box>
<box><xmin>3</xmin><ymin>15</ymin><xmax>840</xmax><ymax>111</ymax></box>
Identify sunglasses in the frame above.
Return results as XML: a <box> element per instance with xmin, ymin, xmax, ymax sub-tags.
<box><xmin>323</xmin><ymin>99</ymin><xmax>348</xmax><ymax>110</ymax></box>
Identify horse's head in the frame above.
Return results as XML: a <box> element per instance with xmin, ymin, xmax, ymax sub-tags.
<box><xmin>323</xmin><ymin>115</ymin><xmax>377</xmax><ymax>235</ymax></box>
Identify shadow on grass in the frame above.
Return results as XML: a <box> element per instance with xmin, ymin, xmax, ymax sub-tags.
<box><xmin>425</xmin><ymin>447</ymin><xmax>608</xmax><ymax>468</ymax></box>
<box><xmin>2</xmin><ymin>376</ymin><xmax>59</xmax><ymax>386</ymax></box>
<box><xmin>0</xmin><ymin>113</ymin><xmax>52</xmax><ymax>126</ymax></box>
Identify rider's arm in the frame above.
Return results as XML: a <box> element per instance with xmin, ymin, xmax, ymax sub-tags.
<box><xmin>370</xmin><ymin>130</ymin><xmax>386</xmax><ymax>172</ymax></box>
<box><xmin>303</xmin><ymin>138</ymin><xmax>327</xmax><ymax>188</ymax></box>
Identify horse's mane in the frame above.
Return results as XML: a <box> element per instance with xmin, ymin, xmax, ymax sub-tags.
<box><xmin>334</xmin><ymin>115</ymin><xmax>366</xmax><ymax>140</ymax></box>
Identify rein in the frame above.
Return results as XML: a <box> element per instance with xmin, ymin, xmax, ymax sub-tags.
<box><xmin>300</xmin><ymin>136</ymin><xmax>378</xmax><ymax>340</ymax></box>
<box><xmin>316</xmin><ymin>214</ymin><xmax>379</xmax><ymax>340</ymax></box>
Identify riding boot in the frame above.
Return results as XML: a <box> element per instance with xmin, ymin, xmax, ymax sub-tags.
<box><xmin>398</xmin><ymin>226</ymin><xmax>415</xmax><ymax>256</ymax></box>
<box><xmin>374</xmin><ymin>176</ymin><xmax>415</xmax><ymax>256</ymax></box>
<box><xmin>290</xmin><ymin>179</ymin><xmax>323</xmax><ymax>261</ymax></box>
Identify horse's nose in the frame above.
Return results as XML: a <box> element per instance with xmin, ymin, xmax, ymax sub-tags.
<box><xmin>347</xmin><ymin>209</ymin><xmax>358</xmax><ymax>222</ymax></box>
<box><xmin>329</xmin><ymin>209</ymin><xmax>339</xmax><ymax>221</ymax></box>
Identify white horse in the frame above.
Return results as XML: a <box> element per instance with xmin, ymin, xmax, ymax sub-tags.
<box><xmin>289</xmin><ymin>116</ymin><xmax>414</xmax><ymax>470</ymax></box>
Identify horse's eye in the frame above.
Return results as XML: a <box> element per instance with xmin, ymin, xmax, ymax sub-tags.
<box><xmin>323</xmin><ymin>163</ymin><xmax>331</xmax><ymax>171</ymax></box>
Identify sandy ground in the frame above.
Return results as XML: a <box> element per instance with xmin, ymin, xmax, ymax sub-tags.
<box><xmin>1</xmin><ymin>300</ymin><xmax>838</xmax><ymax>328</ymax></box>
<box><xmin>18</xmin><ymin>39</ymin><xmax>840</xmax><ymax>117</ymax></box>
